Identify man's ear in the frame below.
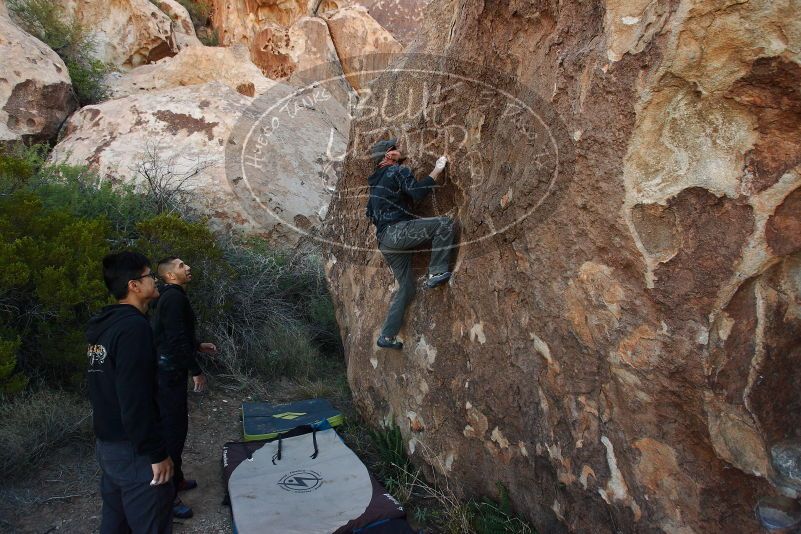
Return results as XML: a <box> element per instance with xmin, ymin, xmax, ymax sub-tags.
<box><xmin>127</xmin><ymin>280</ymin><xmax>139</xmax><ymax>295</ymax></box>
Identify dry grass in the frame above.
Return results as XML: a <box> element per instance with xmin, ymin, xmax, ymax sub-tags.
<box><xmin>201</xmin><ymin>245</ymin><xmax>346</xmax><ymax>405</ymax></box>
<box><xmin>339</xmin><ymin>424</ymin><xmax>536</xmax><ymax>534</ymax></box>
<box><xmin>0</xmin><ymin>390</ymin><xmax>92</xmax><ymax>480</ymax></box>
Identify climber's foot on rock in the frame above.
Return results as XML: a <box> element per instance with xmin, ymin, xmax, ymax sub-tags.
<box><xmin>425</xmin><ymin>271</ymin><xmax>451</xmax><ymax>289</ymax></box>
<box><xmin>377</xmin><ymin>335</ymin><xmax>403</xmax><ymax>350</ymax></box>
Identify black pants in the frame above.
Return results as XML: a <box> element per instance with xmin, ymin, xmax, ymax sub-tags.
<box><xmin>378</xmin><ymin>217</ymin><xmax>456</xmax><ymax>337</ymax></box>
<box><xmin>96</xmin><ymin>439</ymin><xmax>173</xmax><ymax>534</ymax></box>
<box><xmin>156</xmin><ymin>370</ymin><xmax>188</xmax><ymax>492</ymax></box>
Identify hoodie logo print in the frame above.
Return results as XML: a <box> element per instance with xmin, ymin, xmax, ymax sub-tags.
<box><xmin>88</xmin><ymin>344</ymin><xmax>107</xmax><ymax>367</ymax></box>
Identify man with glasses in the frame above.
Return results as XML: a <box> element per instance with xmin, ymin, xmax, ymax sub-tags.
<box><xmin>87</xmin><ymin>251</ymin><xmax>174</xmax><ymax>533</ymax></box>
<box><xmin>152</xmin><ymin>257</ymin><xmax>217</xmax><ymax>519</ymax></box>
<box><xmin>366</xmin><ymin>138</ymin><xmax>456</xmax><ymax>350</ymax></box>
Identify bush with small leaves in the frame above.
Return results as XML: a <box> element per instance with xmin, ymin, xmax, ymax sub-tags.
<box><xmin>0</xmin><ymin>336</ymin><xmax>27</xmax><ymax>395</ymax></box>
<box><xmin>0</xmin><ymin>189</ymin><xmax>111</xmax><ymax>387</ymax></box>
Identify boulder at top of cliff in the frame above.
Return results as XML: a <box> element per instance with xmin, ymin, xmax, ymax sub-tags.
<box><xmin>49</xmin><ymin>81</ymin><xmax>346</xmax><ymax>245</ymax></box>
<box><xmin>247</xmin><ymin>15</ymin><xmax>355</xmax><ymax>107</ymax></box>
<box><xmin>60</xmin><ymin>0</ymin><xmax>185</xmax><ymax>69</ymax></box>
<box><xmin>313</xmin><ymin>1</ymin><xmax>430</xmax><ymax>46</ymax></box>
<box><xmin>211</xmin><ymin>0</ymin><xmax>307</xmax><ymax>46</ymax></box>
<box><xmin>344</xmin><ymin>0</ymin><xmax>430</xmax><ymax>45</ymax></box>
<box><xmin>208</xmin><ymin>0</ymin><xmax>402</xmax><ymax>96</ymax></box>
<box><xmin>290</xmin><ymin>16</ymin><xmax>357</xmax><ymax>109</ymax></box>
<box><xmin>0</xmin><ymin>13</ymin><xmax>76</xmax><ymax>145</ymax></box>
<box><xmin>106</xmin><ymin>45</ymin><xmax>277</xmax><ymax>98</ymax></box>
<box><xmin>322</xmin><ymin>5</ymin><xmax>402</xmax><ymax>92</ymax></box>
<box><xmin>151</xmin><ymin>0</ymin><xmax>202</xmax><ymax>50</ymax></box>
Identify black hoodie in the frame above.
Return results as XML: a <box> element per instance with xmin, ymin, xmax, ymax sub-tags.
<box><xmin>86</xmin><ymin>304</ymin><xmax>167</xmax><ymax>463</ymax></box>
<box><xmin>365</xmin><ymin>164</ymin><xmax>436</xmax><ymax>237</ymax></box>
<box><xmin>152</xmin><ymin>284</ymin><xmax>201</xmax><ymax>376</ymax></box>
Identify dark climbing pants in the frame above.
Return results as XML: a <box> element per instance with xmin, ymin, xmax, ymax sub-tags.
<box><xmin>378</xmin><ymin>216</ymin><xmax>456</xmax><ymax>337</ymax></box>
<box><xmin>96</xmin><ymin>439</ymin><xmax>173</xmax><ymax>534</ymax></box>
<box><xmin>156</xmin><ymin>369</ymin><xmax>188</xmax><ymax>493</ymax></box>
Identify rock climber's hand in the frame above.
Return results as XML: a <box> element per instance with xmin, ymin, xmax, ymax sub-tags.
<box><xmin>435</xmin><ymin>156</ymin><xmax>448</xmax><ymax>170</ymax></box>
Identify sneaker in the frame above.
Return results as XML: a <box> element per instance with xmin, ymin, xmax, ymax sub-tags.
<box><xmin>177</xmin><ymin>479</ymin><xmax>198</xmax><ymax>492</ymax></box>
<box><xmin>173</xmin><ymin>499</ymin><xmax>193</xmax><ymax>519</ymax></box>
<box><xmin>425</xmin><ymin>271</ymin><xmax>452</xmax><ymax>288</ymax></box>
<box><xmin>376</xmin><ymin>335</ymin><xmax>403</xmax><ymax>350</ymax></box>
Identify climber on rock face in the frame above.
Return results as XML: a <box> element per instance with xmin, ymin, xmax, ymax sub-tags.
<box><xmin>365</xmin><ymin>138</ymin><xmax>456</xmax><ymax>350</ymax></box>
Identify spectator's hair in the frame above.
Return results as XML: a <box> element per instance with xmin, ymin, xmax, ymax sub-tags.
<box><xmin>102</xmin><ymin>251</ymin><xmax>152</xmax><ymax>300</ymax></box>
<box><xmin>157</xmin><ymin>256</ymin><xmax>179</xmax><ymax>278</ymax></box>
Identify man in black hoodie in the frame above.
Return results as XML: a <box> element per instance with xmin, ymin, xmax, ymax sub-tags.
<box><xmin>152</xmin><ymin>257</ymin><xmax>217</xmax><ymax>518</ymax></box>
<box><xmin>87</xmin><ymin>251</ymin><xmax>174</xmax><ymax>534</ymax></box>
<box><xmin>366</xmin><ymin>138</ymin><xmax>456</xmax><ymax>350</ymax></box>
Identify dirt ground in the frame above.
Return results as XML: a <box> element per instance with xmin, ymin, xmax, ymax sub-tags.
<box><xmin>1</xmin><ymin>388</ymin><xmax>243</xmax><ymax>534</ymax></box>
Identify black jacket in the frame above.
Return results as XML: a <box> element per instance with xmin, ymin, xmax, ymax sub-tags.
<box><xmin>152</xmin><ymin>284</ymin><xmax>201</xmax><ymax>376</ymax></box>
<box><xmin>86</xmin><ymin>304</ymin><xmax>167</xmax><ymax>463</ymax></box>
<box><xmin>365</xmin><ymin>164</ymin><xmax>436</xmax><ymax>237</ymax></box>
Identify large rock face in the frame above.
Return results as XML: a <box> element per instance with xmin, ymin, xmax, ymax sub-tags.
<box><xmin>356</xmin><ymin>0</ymin><xmax>429</xmax><ymax>45</ymax></box>
<box><xmin>0</xmin><ymin>13</ymin><xmax>76</xmax><ymax>145</ymax></box>
<box><xmin>49</xmin><ymin>82</ymin><xmax>345</xmax><ymax>243</ymax></box>
<box><xmin>324</xmin><ymin>1</ymin><xmax>801</xmax><ymax>532</ymax></box>
<box><xmin>210</xmin><ymin>0</ymin><xmax>325</xmax><ymax>76</ymax></box>
<box><xmin>59</xmin><ymin>0</ymin><xmax>192</xmax><ymax>69</ymax></box>
<box><xmin>151</xmin><ymin>0</ymin><xmax>202</xmax><ymax>50</ymax></box>
<box><xmin>209</xmin><ymin>0</ymin><xmax>401</xmax><ymax>95</ymax></box>
<box><xmin>285</xmin><ymin>16</ymin><xmax>356</xmax><ymax>107</ymax></box>
<box><xmin>321</xmin><ymin>5</ymin><xmax>402</xmax><ymax>92</ymax></box>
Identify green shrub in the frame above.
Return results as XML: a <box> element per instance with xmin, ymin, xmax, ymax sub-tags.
<box><xmin>34</xmin><ymin>163</ymin><xmax>155</xmax><ymax>241</ymax></box>
<box><xmin>0</xmin><ymin>189</ymin><xmax>111</xmax><ymax>387</ymax></box>
<box><xmin>0</xmin><ymin>336</ymin><xmax>27</xmax><ymax>395</ymax></box>
<box><xmin>369</xmin><ymin>423</ymin><xmax>413</xmax><ymax>478</ymax></box>
<box><xmin>0</xmin><ymin>148</ymin><xmax>179</xmax><ymax>388</ymax></box>
<box><xmin>469</xmin><ymin>483</ymin><xmax>535</xmax><ymax>534</ymax></box>
<box><xmin>0</xmin><ymin>143</ymin><xmax>45</xmax><ymax>193</ymax></box>
<box><xmin>7</xmin><ymin>0</ymin><xmax>108</xmax><ymax>105</ymax></box>
<box><xmin>134</xmin><ymin>212</ymin><xmax>231</xmax><ymax>325</ymax></box>
<box><xmin>6</xmin><ymin>0</ymin><xmax>81</xmax><ymax>51</ymax></box>
<box><xmin>65</xmin><ymin>56</ymin><xmax>109</xmax><ymax>105</ymax></box>
<box><xmin>136</xmin><ymin>213</ymin><xmax>223</xmax><ymax>268</ymax></box>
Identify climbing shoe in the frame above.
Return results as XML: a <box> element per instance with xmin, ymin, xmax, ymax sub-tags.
<box><xmin>173</xmin><ymin>499</ymin><xmax>193</xmax><ymax>519</ymax></box>
<box><xmin>377</xmin><ymin>336</ymin><xmax>403</xmax><ymax>350</ymax></box>
<box><xmin>425</xmin><ymin>271</ymin><xmax>452</xmax><ymax>288</ymax></box>
<box><xmin>177</xmin><ymin>479</ymin><xmax>198</xmax><ymax>492</ymax></box>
